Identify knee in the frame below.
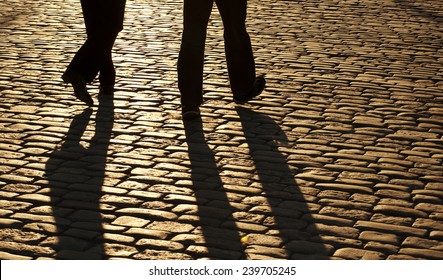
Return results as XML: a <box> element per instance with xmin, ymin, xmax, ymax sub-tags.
<box><xmin>181</xmin><ymin>28</ymin><xmax>207</xmax><ymax>49</ymax></box>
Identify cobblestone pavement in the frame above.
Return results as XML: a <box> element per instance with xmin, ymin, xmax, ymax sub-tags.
<box><xmin>1</xmin><ymin>0</ymin><xmax>443</xmax><ymax>260</ymax></box>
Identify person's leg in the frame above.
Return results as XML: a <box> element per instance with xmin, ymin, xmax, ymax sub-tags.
<box><xmin>68</xmin><ymin>0</ymin><xmax>125</xmax><ymax>83</ymax></box>
<box><xmin>66</xmin><ymin>0</ymin><xmax>101</xmax><ymax>84</ymax></box>
<box><xmin>177</xmin><ymin>0</ymin><xmax>214</xmax><ymax>110</ymax></box>
<box><xmin>98</xmin><ymin>0</ymin><xmax>126</xmax><ymax>94</ymax></box>
<box><xmin>65</xmin><ymin>0</ymin><xmax>125</xmax><ymax>101</ymax></box>
<box><xmin>98</xmin><ymin>49</ymin><xmax>116</xmax><ymax>94</ymax></box>
<box><xmin>62</xmin><ymin>0</ymin><xmax>100</xmax><ymax>105</ymax></box>
<box><xmin>215</xmin><ymin>0</ymin><xmax>257</xmax><ymax>98</ymax></box>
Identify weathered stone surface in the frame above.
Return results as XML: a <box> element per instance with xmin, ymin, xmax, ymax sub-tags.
<box><xmin>286</xmin><ymin>240</ymin><xmax>334</xmax><ymax>255</ymax></box>
<box><xmin>311</xmin><ymin>235</ymin><xmax>362</xmax><ymax>249</ymax></box>
<box><xmin>402</xmin><ymin>237</ymin><xmax>443</xmax><ymax>251</ymax></box>
<box><xmin>319</xmin><ymin>198</ymin><xmax>373</xmax><ymax>211</ymax></box>
<box><xmin>134</xmin><ymin>249</ymin><xmax>193</xmax><ymax>260</ymax></box>
<box><xmin>306</xmin><ymin>224</ymin><xmax>360</xmax><ymax>239</ymax></box>
<box><xmin>359</xmin><ymin>231</ymin><xmax>400</xmax><ymax>245</ymax></box>
<box><xmin>0</xmin><ymin>218</ymin><xmax>23</xmax><ymax>228</ymax></box>
<box><xmin>40</xmin><ymin>236</ymin><xmax>92</xmax><ymax>251</ymax></box>
<box><xmin>333</xmin><ymin>248</ymin><xmax>385</xmax><ymax>260</ymax></box>
<box><xmin>244</xmin><ymin>234</ymin><xmax>285</xmax><ymax>247</ymax></box>
<box><xmin>319</xmin><ymin>206</ymin><xmax>372</xmax><ymax>220</ymax></box>
<box><xmin>387</xmin><ymin>254</ymin><xmax>426</xmax><ymax>260</ymax></box>
<box><xmin>116</xmin><ymin>208</ymin><xmax>178</xmax><ymax>221</ymax></box>
<box><xmin>398</xmin><ymin>248</ymin><xmax>443</xmax><ymax>260</ymax></box>
<box><xmin>186</xmin><ymin>245</ymin><xmax>242</xmax><ymax>259</ymax></box>
<box><xmin>23</xmin><ymin>222</ymin><xmax>59</xmax><ymax>234</ymax></box>
<box><xmin>100</xmin><ymin>233</ymin><xmax>135</xmax><ymax>244</ymax></box>
<box><xmin>370</xmin><ymin>213</ymin><xmax>413</xmax><ymax>226</ymax></box>
<box><xmin>0</xmin><ymin>241</ymin><xmax>55</xmax><ymax>257</ymax></box>
<box><xmin>0</xmin><ymin>200</ymin><xmax>32</xmax><ymax>211</ymax></box>
<box><xmin>135</xmin><ymin>239</ymin><xmax>185</xmax><ymax>251</ymax></box>
<box><xmin>124</xmin><ymin>228</ymin><xmax>169</xmax><ymax>240</ymax></box>
<box><xmin>111</xmin><ymin>216</ymin><xmax>150</xmax><ymax>228</ymax></box>
<box><xmin>170</xmin><ymin>234</ymin><xmax>206</xmax><ymax>246</ymax></box>
<box><xmin>373</xmin><ymin>205</ymin><xmax>427</xmax><ymax>218</ymax></box>
<box><xmin>355</xmin><ymin>221</ymin><xmax>427</xmax><ymax>237</ymax></box>
<box><xmin>244</xmin><ymin>245</ymin><xmax>289</xmax><ymax>259</ymax></box>
<box><xmin>0</xmin><ymin>228</ymin><xmax>46</xmax><ymax>244</ymax></box>
<box><xmin>412</xmin><ymin>218</ymin><xmax>443</xmax><ymax>231</ymax></box>
<box><xmin>222</xmin><ymin>220</ymin><xmax>268</xmax><ymax>233</ymax></box>
<box><xmin>430</xmin><ymin>231</ymin><xmax>443</xmax><ymax>241</ymax></box>
<box><xmin>363</xmin><ymin>242</ymin><xmax>399</xmax><ymax>255</ymax></box>
<box><xmin>147</xmin><ymin>221</ymin><xmax>195</xmax><ymax>233</ymax></box>
<box><xmin>415</xmin><ymin>203</ymin><xmax>443</xmax><ymax>213</ymax></box>
<box><xmin>103</xmin><ymin>244</ymin><xmax>138</xmax><ymax>258</ymax></box>
<box><xmin>375</xmin><ymin>189</ymin><xmax>411</xmax><ymax>200</ymax></box>
<box><xmin>317</xmin><ymin>183</ymin><xmax>373</xmax><ymax>194</ymax></box>
<box><xmin>0</xmin><ymin>251</ymin><xmax>33</xmax><ymax>260</ymax></box>
<box><xmin>1</xmin><ymin>0</ymin><xmax>443</xmax><ymax>261</ymax></box>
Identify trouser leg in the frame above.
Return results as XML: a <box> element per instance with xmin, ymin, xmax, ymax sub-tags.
<box><xmin>67</xmin><ymin>0</ymin><xmax>125</xmax><ymax>84</ymax></box>
<box><xmin>177</xmin><ymin>0</ymin><xmax>214</xmax><ymax>107</ymax></box>
<box><xmin>215</xmin><ymin>0</ymin><xmax>255</xmax><ymax>97</ymax></box>
<box><xmin>98</xmin><ymin>0</ymin><xmax>126</xmax><ymax>86</ymax></box>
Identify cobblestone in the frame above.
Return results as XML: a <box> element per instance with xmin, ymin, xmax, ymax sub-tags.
<box><xmin>333</xmin><ymin>248</ymin><xmax>385</xmax><ymax>260</ymax></box>
<box><xmin>1</xmin><ymin>0</ymin><xmax>443</xmax><ymax>260</ymax></box>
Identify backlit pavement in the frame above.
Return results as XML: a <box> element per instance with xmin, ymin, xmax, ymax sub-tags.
<box><xmin>1</xmin><ymin>0</ymin><xmax>442</xmax><ymax>260</ymax></box>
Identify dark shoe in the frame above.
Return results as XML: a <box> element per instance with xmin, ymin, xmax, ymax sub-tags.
<box><xmin>234</xmin><ymin>76</ymin><xmax>266</xmax><ymax>104</ymax></box>
<box><xmin>99</xmin><ymin>84</ymin><xmax>114</xmax><ymax>96</ymax></box>
<box><xmin>182</xmin><ymin>105</ymin><xmax>200</xmax><ymax>121</ymax></box>
<box><xmin>62</xmin><ymin>70</ymin><xmax>93</xmax><ymax>106</ymax></box>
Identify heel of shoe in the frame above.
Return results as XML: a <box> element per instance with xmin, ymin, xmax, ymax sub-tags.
<box><xmin>233</xmin><ymin>76</ymin><xmax>266</xmax><ymax>104</ymax></box>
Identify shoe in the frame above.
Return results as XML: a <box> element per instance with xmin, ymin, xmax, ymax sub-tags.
<box><xmin>182</xmin><ymin>105</ymin><xmax>200</xmax><ymax>121</ymax></box>
<box><xmin>62</xmin><ymin>70</ymin><xmax>94</xmax><ymax>106</ymax></box>
<box><xmin>234</xmin><ymin>76</ymin><xmax>266</xmax><ymax>104</ymax></box>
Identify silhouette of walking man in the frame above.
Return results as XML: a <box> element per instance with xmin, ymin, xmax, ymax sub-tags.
<box><xmin>62</xmin><ymin>0</ymin><xmax>126</xmax><ymax>106</ymax></box>
<box><xmin>178</xmin><ymin>0</ymin><xmax>266</xmax><ymax>120</ymax></box>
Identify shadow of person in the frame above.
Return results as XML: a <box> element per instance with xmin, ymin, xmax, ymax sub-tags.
<box><xmin>236</xmin><ymin>107</ymin><xmax>330</xmax><ymax>259</ymax></box>
<box><xmin>45</xmin><ymin>96</ymin><xmax>114</xmax><ymax>259</ymax></box>
<box><xmin>183</xmin><ymin>117</ymin><xmax>245</xmax><ymax>259</ymax></box>
<box><xmin>394</xmin><ymin>0</ymin><xmax>443</xmax><ymax>24</ymax></box>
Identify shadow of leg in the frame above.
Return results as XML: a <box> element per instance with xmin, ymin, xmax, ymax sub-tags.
<box><xmin>184</xmin><ymin>117</ymin><xmax>245</xmax><ymax>259</ymax></box>
<box><xmin>45</xmin><ymin>97</ymin><xmax>114</xmax><ymax>259</ymax></box>
<box><xmin>236</xmin><ymin>107</ymin><xmax>331</xmax><ymax>259</ymax></box>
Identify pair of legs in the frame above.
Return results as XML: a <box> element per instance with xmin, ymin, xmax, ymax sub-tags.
<box><xmin>64</xmin><ymin>0</ymin><xmax>126</xmax><ymax>104</ymax></box>
<box><xmin>177</xmin><ymin>0</ymin><xmax>260</xmax><ymax>110</ymax></box>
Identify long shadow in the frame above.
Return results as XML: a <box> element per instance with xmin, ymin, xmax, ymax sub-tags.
<box><xmin>184</xmin><ymin>117</ymin><xmax>244</xmax><ymax>259</ymax></box>
<box><xmin>45</xmin><ymin>96</ymin><xmax>114</xmax><ymax>259</ymax></box>
<box><xmin>394</xmin><ymin>0</ymin><xmax>443</xmax><ymax>24</ymax></box>
<box><xmin>236</xmin><ymin>107</ymin><xmax>329</xmax><ymax>259</ymax></box>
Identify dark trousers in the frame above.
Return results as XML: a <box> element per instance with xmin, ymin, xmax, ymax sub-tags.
<box><xmin>177</xmin><ymin>0</ymin><xmax>256</xmax><ymax>107</ymax></box>
<box><xmin>68</xmin><ymin>0</ymin><xmax>126</xmax><ymax>85</ymax></box>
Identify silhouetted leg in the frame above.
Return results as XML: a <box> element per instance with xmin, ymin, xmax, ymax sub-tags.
<box><xmin>67</xmin><ymin>1</ymin><xmax>101</xmax><ymax>83</ymax></box>
<box><xmin>178</xmin><ymin>0</ymin><xmax>214</xmax><ymax>108</ymax></box>
<box><xmin>98</xmin><ymin>0</ymin><xmax>125</xmax><ymax>91</ymax></box>
<box><xmin>98</xmin><ymin>36</ymin><xmax>117</xmax><ymax>94</ymax></box>
<box><xmin>216</xmin><ymin>0</ymin><xmax>255</xmax><ymax>97</ymax></box>
<box><xmin>67</xmin><ymin>0</ymin><xmax>125</xmax><ymax>84</ymax></box>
